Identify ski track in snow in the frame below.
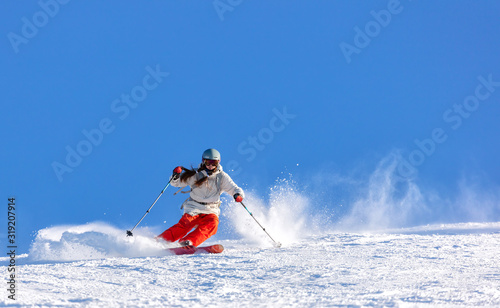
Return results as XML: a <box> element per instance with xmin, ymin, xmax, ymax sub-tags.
<box><xmin>2</xmin><ymin>223</ymin><xmax>500</xmax><ymax>307</ymax></box>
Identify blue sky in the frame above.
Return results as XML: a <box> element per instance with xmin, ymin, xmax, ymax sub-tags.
<box><xmin>2</xmin><ymin>1</ymin><xmax>500</xmax><ymax>252</ymax></box>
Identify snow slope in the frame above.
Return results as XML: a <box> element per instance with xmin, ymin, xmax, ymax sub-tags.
<box><xmin>2</xmin><ymin>222</ymin><xmax>500</xmax><ymax>307</ymax></box>
<box><xmin>4</xmin><ymin>176</ymin><xmax>500</xmax><ymax>306</ymax></box>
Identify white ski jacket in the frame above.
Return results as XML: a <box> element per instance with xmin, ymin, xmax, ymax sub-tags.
<box><xmin>170</xmin><ymin>164</ymin><xmax>244</xmax><ymax>217</ymax></box>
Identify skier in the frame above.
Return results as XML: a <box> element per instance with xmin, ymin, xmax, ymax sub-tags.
<box><xmin>157</xmin><ymin>148</ymin><xmax>244</xmax><ymax>248</ymax></box>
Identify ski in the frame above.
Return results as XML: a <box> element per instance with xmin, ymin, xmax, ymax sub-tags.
<box><xmin>168</xmin><ymin>244</ymin><xmax>224</xmax><ymax>255</ymax></box>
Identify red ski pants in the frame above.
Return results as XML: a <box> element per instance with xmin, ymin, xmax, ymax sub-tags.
<box><xmin>157</xmin><ymin>213</ymin><xmax>219</xmax><ymax>247</ymax></box>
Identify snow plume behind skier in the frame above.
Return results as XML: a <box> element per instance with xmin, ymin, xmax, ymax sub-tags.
<box><xmin>157</xmin><ymin>149</ymin><xmax>245</xmax><ymax>247</ymax></box>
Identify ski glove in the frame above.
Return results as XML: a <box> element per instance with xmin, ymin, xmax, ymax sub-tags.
<box><xmin>234</xmin><ymin>193</ymin><xmax>243</xmax><ymax>202</ymax></box>
<box><xmin>172</xmin><ymin>166</ymin><xmax>182</xmax><ymax>180</ymax></box>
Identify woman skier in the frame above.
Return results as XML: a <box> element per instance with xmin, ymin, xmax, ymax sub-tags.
<box><xmin>157</xmin><ymin>148</ymin><xmax>244</xmax><ymax>247</ymax></box>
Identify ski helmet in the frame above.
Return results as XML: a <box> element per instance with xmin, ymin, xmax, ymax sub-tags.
<box><xmin>202</xmin><ymin>148</ymin><xmax>221</xmax><ymax>161</ymax></box>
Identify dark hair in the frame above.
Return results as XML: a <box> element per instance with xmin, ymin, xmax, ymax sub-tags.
<box><xmin>179</xmin><ymin>166</ymin><xmax>209</xmax><ymax>187</ymax></box>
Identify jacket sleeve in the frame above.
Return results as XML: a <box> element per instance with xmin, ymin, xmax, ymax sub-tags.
<box><xmin>170</xmin><ymin>174</ymin><xmax>184</xmax><ymax>187</ymax></box>
<box><xmin>220</xmin><ymin>172</ymin><xmax>244</xmax><ymax>198</ymax></box>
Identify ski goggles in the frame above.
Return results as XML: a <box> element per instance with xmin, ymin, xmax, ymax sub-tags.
<box><xmin>203</xmin><ymin>159</ymin><xmax>219</xmax><ymax>166</ymax></box>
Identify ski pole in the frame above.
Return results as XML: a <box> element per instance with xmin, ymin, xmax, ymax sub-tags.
<box><xmin>126</xmin><ymin>167</ymin><xmax>182</xmax><ymax>236</ymax></box>
<box><xmin>239</xmin><ymin>201</ymin><xmax>282</xmax><ymax>248</ymax></box>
